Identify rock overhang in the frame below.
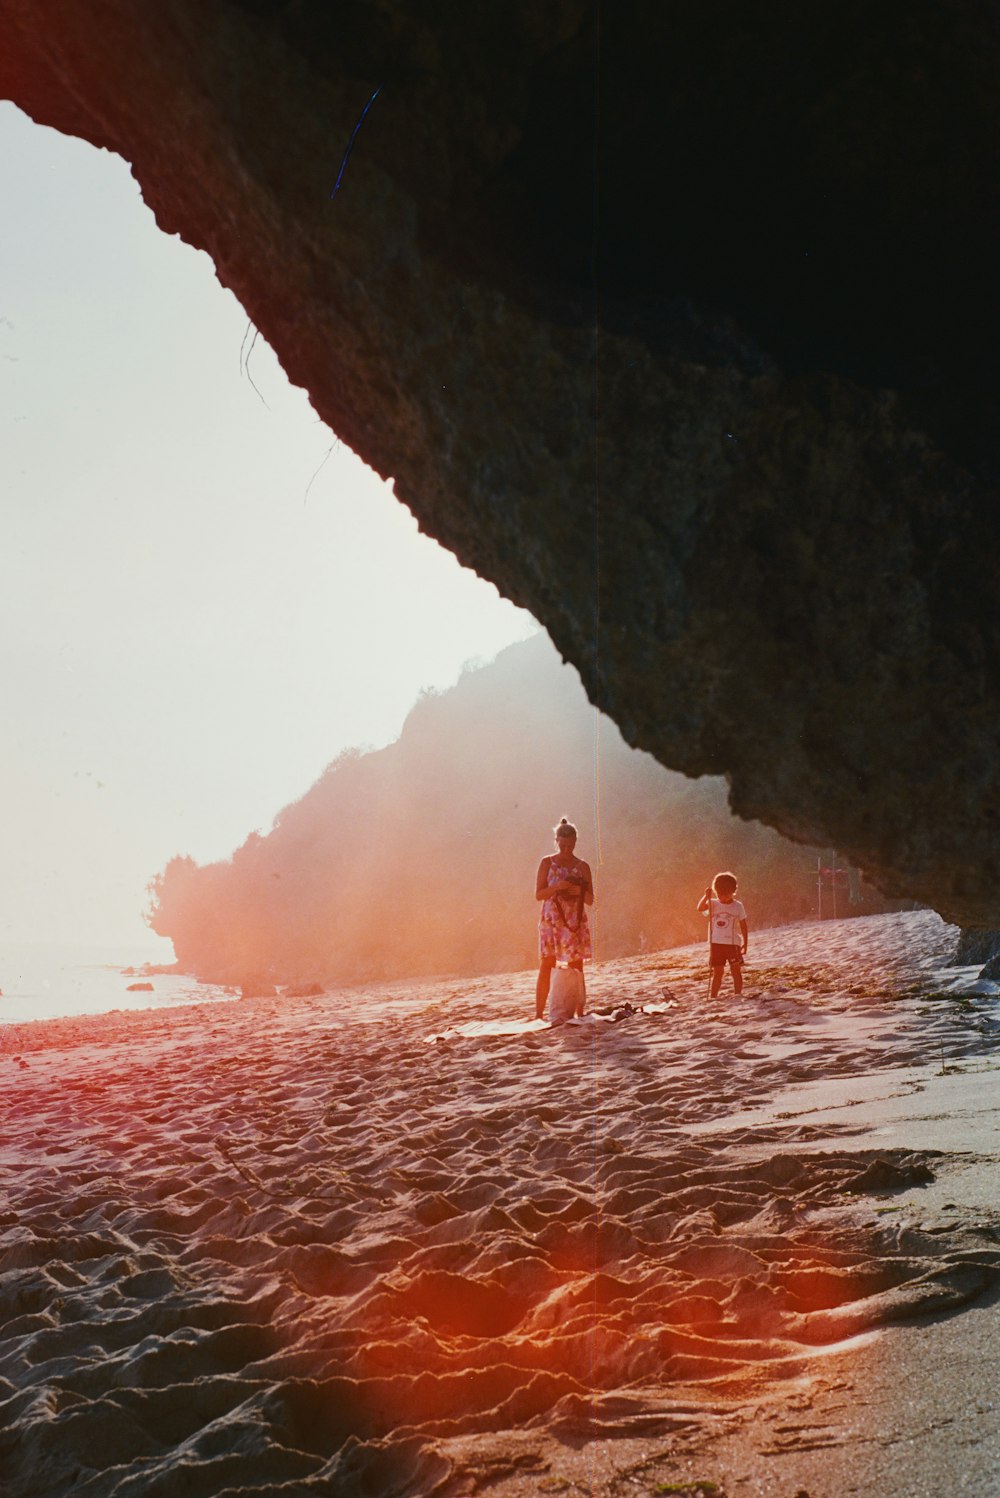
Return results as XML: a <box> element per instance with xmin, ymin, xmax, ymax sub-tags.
<box><xmin>2</xmin><ymin>0</ymin><xmax>997</xmax><ymax>925</ymax></box>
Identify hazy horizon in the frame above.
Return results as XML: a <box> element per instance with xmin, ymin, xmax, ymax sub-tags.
<box><xmin>0</xmin><ymin>103</ymin><xmax>536</xmax><ymax>950</ymax></box>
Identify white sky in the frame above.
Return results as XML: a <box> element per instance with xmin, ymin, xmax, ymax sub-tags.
<box><xmin>0</xmin><ymin>103</ymin><xmax>536</xmax><ymax>951</ymax></box>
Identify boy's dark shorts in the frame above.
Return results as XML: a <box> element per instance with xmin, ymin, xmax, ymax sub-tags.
<box><xmin>709</xmin><ymin>943</ymin><xmax>744</xmax><ymax>969</ymax></box>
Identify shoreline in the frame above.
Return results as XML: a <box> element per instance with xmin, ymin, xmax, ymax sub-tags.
<box><xmin>3</xmin><ymin>910</ymin><xmax>999</xmax><ymax>1496</ymax></box>
<box><xmin>3</xmin><ymin>906</ymin><xmax>987</xmax><ymax>1034</ymax></box>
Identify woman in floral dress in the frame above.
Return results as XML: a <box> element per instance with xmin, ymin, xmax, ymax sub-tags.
<box><xmin>535</xmin><ymin>817</ymin><xmax>594</xmax><ymax>1019</ymax></box>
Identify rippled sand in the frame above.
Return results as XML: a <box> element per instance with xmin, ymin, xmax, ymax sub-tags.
<box><xmin>2</xmin><ymin>911</ymin><xmax>999</xmax><ymax>1496</ymax></box>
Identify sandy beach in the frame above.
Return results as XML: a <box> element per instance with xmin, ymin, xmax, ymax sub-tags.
<box><xmin>2</xmin><ymin>910</ymin><xmax>999</xmax><ymax>1497</ymax></box>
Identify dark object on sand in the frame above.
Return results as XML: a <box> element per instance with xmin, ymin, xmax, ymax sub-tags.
<box><xmin>843</xmin><ymin>1157</ymin><xmax>935</xmax><ymax>1194</ymax></box>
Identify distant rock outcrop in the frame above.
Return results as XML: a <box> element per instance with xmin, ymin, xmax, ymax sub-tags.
<box><xmin>4</xmin><ymin>4</ymin><xmax>998</xmax><ymax>922</ymax></box>
<box><xmin>239</xmin><ymin>981</ymin><xmax>278</xmax><ymax>1000</ymax></box>
<box><xmin>147</xmin><ymin>635</ymin><xmax>901</xmax><ymax>986</ymax></box>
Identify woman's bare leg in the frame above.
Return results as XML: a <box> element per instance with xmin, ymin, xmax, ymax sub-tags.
<box><xmin>569</xmin><ymin>959</ymin><xmax>585</xmax><ymax>1016</ymax></box>
<box><xmin>536</xmin><ymin>957</ymin><xmax>555</xmax><ymax>1019</ymax></box>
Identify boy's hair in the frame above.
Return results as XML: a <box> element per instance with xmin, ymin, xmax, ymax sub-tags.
<box><xmin>713</xmin><ymin>871</ymin><xmax>738</xmax><ymax>896</ymax></box>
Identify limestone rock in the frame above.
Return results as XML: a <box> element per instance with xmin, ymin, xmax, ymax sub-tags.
<box><xmin>2</xmin><ymin>3</ymin><xmax>998</xmax><ymax>924</ymax></box>
<box><xmin>978</xmin><ymin>952</ymin><xmax>1000</xmax><ymax>982</ymax></box>
<box><xmin>955</xmin><ymin>929</ymin><xmax>1000</xmax><ymax>967</ymax></box>
<box><xmin>240</xmin><ymin>979</ymin><xmax>277</xmax><ymax>999</ymax></box>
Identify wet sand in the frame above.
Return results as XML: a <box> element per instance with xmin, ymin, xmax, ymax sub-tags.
<box><xmin>2</xmin><ymin>910</ymin><xmax>999</xmax><ymax>1497</ymax></box>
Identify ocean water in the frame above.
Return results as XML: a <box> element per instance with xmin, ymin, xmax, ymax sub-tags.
<box><xmin>0</xmin><ymin>944</ymin><xmax>235</xmax><ymax>1026</ymax></box>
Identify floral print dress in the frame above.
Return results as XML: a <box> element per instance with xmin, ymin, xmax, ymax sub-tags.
<box><xmin>538</xmin><ymin>857</ymin><xmax>592</xmax><ymax>963</ymax></box>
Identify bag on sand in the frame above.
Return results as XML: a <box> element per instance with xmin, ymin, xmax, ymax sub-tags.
<box><xmin>548</xmin><ymin>966</ymin><xmax>586</xmax><ymax>1024</ymax></box>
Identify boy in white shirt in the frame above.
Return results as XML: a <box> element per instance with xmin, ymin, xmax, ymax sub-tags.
<box><xmin>697</xmin><ymin>871</ymin><xmax>749</xmax><ymax>997</ymax></box>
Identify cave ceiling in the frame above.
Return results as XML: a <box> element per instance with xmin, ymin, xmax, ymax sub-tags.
<box><xmin>3</xmin><ymin>1</ymin><xmax>999</xmax><ymax>925</ymax></box>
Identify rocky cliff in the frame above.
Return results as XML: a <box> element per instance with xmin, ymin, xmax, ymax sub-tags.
<box><xmin>147</xmin><ymin>634</ymin><xmax>897</xmax><ymax>986</ymax></box>
<box><xmin>4</xmin><ymin>1</ymin><xmax>998</xmax><ymax>923</ymax></box>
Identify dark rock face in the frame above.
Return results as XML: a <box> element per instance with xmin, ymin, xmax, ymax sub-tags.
<box><xmin>3</xmin><ymin>2</ymin><xmax>998</xmax><ymax>924</ymax></box>
<box><xmin>955</xmin><ymin>929</ymin><xmax>1000</xmax><ymax>967</ymax></box>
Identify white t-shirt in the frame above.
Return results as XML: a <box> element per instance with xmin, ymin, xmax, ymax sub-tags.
<box><xmin>708</xmin><ymin>897</ymin><xmax>746</xmax><ymax>945</ymax></box>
